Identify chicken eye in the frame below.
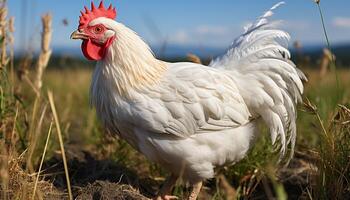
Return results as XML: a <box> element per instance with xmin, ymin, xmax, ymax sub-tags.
<box><xmin>93</xmin><ymin>26</ymin><xmax>104</xmax><ymax>34</ymax></box>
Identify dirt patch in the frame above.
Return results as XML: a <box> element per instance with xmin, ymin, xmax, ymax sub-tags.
<box><xmin>75</xmin><ymin>181</ymin><xmax>149</xmax><ymax>200</ymax></box>
<box><xmin>41</xmin><ymin>148</ymin><xmax>157</xmax><ymax>199</ymax></box>
<box><xmin>3</xmin><ymin>155</ymin><xmax>150</xmax><ymax>200</ymax></box>
<box><xmin>2</xmin><ymin>158</ymin><xmax>66</xmax><ymax>200</ymax></box>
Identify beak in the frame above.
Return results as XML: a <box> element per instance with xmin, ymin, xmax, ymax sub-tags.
<box><xmin>70</xmin><ymin>30</ymin><xmax>89</xmax><ymax>40</ymax></box>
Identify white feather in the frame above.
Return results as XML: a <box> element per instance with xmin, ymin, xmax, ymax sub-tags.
<box><xmin>211</xmin><ymin>2</ymin><xmax>306</xmax><ymax>161</ymax></box>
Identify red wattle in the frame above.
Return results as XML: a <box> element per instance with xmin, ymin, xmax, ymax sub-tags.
<box><xmin>81</xmin><ymin>37</ymin><xmax>115</xmax><ymax>61</ymax></box>
<box><xmin>81</xmin><ymin>39</ymin><xmax>105</xmax><ymax>61</ymax></box>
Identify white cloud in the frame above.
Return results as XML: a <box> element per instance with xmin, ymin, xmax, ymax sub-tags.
<box><xmin>333</xmin><ymin>17</ymin><xmax>350</xmax><ymax>28</ymax></box>
<box><xmin>169</xmin><ymin>30</ymin><xmax>189</xmax><ymax>44</ymax></box>
<box><xmin>282</xmin><ymin>20</ymin><xmax>310</xmax><ymax>31</ymax></box>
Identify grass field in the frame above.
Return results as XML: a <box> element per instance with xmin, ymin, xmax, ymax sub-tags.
<box><xmin>1</xmin><ymin>64</ymin><xmax>349</xmax><ymax>200</ymax></box>
<box><xmin>1</xmin><ymin>1</ymin><xmax>350</xmax><ymax>200</ymax></box>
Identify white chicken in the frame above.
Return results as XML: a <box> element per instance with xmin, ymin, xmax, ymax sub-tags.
<box><xmin>71</xmin><ymin>1</ymin><xmax>305</xmax><ymax>199</ymax></box>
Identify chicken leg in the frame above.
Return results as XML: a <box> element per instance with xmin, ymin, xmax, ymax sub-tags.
<box><xmin>155</xmin><ymin>174</ymin><xmax>178</xmax><ymax>200</ymax></box>
<box><xmin>188</xmin><ymin>181</ymin><xmax>202</xmax><ymax>200</ymax></box>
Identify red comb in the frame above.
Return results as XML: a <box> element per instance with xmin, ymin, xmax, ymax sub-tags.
<box><xmin>79</xmin><ymin>1</ymin><xmax>117</xmax><ymax>29</ymax></box>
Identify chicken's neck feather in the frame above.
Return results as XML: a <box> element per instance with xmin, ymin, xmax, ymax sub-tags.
<box><xmin>96</xmin><ymin>23</ymin><xmax>166</xmax><ymax>97</ymax></box>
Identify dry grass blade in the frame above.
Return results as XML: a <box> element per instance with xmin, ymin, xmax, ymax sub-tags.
<box><xmin>319</xmin><ymin>48</ymin><xmax>335</xmax><ymax>77</ymax></box>
<box><xmin>187</xmin><ymin>53</ymin><xmax>202</xmax><ymax>64</ymax></box>
<box><xmin>27</xmin><ymin>102</ymin><xmax>49</xmax><ymax>166</ymax></box>
<box><xmin>313</xmin><ymin>104</ymin><xmax>350</xmax><ymax>199</ymax></box>
<box><xmin>32</xmin><ymin>121</ymin><xmax>53</xmax><ymax>200</ymax></box>
<box><xmin>9</xmin><ymin>105</ymin><xmax>19</xmax><ymax>155</ymax></box>
<box><xmin>8</xmin><ymin>17</ymin><xmax>15</xmax><ymax>91</ymax></box>
<box><xmin>35</xmin><ymin>13</ymin><xmax>52</xmax><ymax>91</ymax></box>
<box><xmin>0</xmin><ymin>141</ymin><xmax>9</xmax><ymax>199</ymax></box>
<box><xmin>26</xmin><ymin>13</ymin><xmax>52</xmax><ymax>173</ymax></box>
<box><xmin>48</xmin><ymin>91</ymin><xmax>73</xmax><ymax>200</ymax></box>
<box><xmin>0</xmin><ymin>3</ymin><xmax>8</xmax><ymax>69</ymax></box>
<box><xmin>303</xmin><ymin>98</ymin><xmax>328</xmax><ymax>138</ymax></box>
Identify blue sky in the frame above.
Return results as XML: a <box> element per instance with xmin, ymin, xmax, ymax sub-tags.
<box><xmin>8</xmin><ymin>0</ymin><xmax>350</xmax><ymax>54</ymax></box>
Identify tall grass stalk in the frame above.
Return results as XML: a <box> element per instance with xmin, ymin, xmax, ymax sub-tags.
<box><xmin>26</xmin><ymin>97</ymin><xmax>40</xmax><ymax>172</ymax></box>
<box><xmin>314</xmin><ymin>0</ymin><xmax>340</xmax><ymax>100</ymax></box>
<box><xmin>0</xmin><ymin>2</ymin><xmax>11</xmax><ymax>198</ymax></box>
<box><xmin>9</xmin><ymin>105</ymin><xmax>18</xmax><ymax>156</ymax></box>
<box><xmin>35</xmin><ymin>14</ymin><xmax>52</xmax><ymax>91</ymax></box>
<box><xmin>26</xmin><ymin>13</ymin><xmax>52</xmax><ymax>173</ymax></box>
<box><xmin>0</xmin><ymin>5</ymin><xmax>8</xmax><ymax>69</ymax></box>
<box><xmin>8</xmin><ymin>17</ymin><xmax>14</xmax><ymax>95</ymax></box>
<box><xmin>312</xmin><ymin>3</ymin><xmax>349</xmax><ymax>199</ymax></box>
<box><xmin>48</xmin><ymin>91</ymin><xmax>73</xmax><ymax>200</ymax></box>
<box><xmin>304</xmin><ymin>98</ymin><xmax>350</xmax><ymax>199</ymax></box>
<box><xmin>32</xmin><ymin>122</ymin><xmax>53</xmax><ymax>200</ymax></box>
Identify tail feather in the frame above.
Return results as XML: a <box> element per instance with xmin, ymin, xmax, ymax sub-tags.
<box><xmin>210</xmin><ymin>2</ymin><xmax>306</xmax><ymax>162</ymax></box>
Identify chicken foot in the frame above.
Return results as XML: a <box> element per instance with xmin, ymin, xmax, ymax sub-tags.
<box><xmin>188</xmin><ymin>181</ymin><xmax>202</xmax><ymax>200</ymax></box>
<box><xmin>155</xmin><ymin>174</ymin><xmax>178</xmax><ymax>200</ymax></box>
